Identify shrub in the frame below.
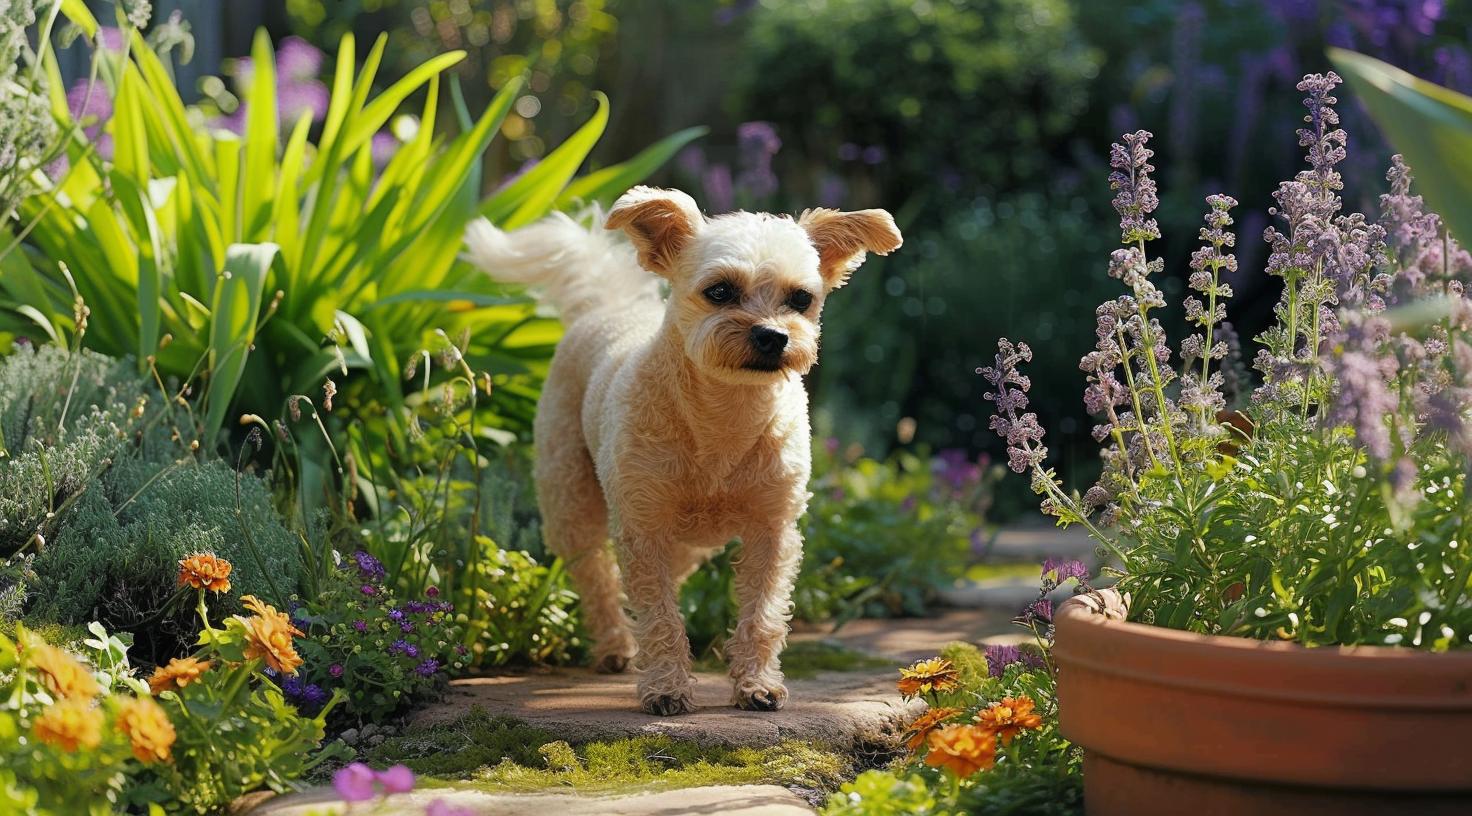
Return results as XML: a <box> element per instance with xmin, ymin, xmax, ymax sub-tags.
<box><xmin>2</xmin><ymin>24</ymin><xmax>700</xmax><ymax>444</ymax></box>
<box><xmin>2</xmin><ymin>579</ymin><xmax>346</xmax><ymax>815</ymax></box>
<box><xmin>0</xmin><ymin>345</ymin><xmax>300</xmax><ymax>658</ymax></box>
<box><xmin>288</xmin><ymin>551</ymin><xmax>468</xmax><ymax>724</ymax></box>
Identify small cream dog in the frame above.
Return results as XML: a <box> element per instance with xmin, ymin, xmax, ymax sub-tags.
<box><xmin>464</xmin><ymin>188</ymin><xmax>901</xmax><ymax>715</ymax></box>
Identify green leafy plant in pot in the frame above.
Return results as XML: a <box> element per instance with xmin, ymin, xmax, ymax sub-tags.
<box><xmin>983</xmin><ymin>67</ymin><xmax>1472</xmax><ymax>815</ymax></box>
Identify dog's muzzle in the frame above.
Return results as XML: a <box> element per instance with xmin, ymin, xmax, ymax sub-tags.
<box><xmin>745</xmin><ymin>326</ymin><xmax>788</xmax><ymax>371</ymax></box>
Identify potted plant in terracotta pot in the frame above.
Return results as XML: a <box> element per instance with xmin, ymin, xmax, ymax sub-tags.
<box><xmin>981</xmin><ymin>70</ymin><xmax>1472</xmax><ymax>815</ymax></box>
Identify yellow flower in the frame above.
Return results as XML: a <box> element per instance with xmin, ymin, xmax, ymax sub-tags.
<box><xmin>178</xmin><ymin>553</ymin><xmax>233</xmax><ymax>593</ymax></box>
<box><xmin>923</xmin><ymin>724</ymin><xmax>996</xmax><ymax>777</ymax></box>
<box><xmin>32</xmin><ymin>699</ymin><xmax>103</xmax><ymax>752</ymax></box>
<box><xmin>238</xmin><ymin>595</ymin><xmax>305</xmax><ymax>675</ymax></box>
<box><xmin>24</xmin><ymin>640</ymin><xmax>100</xmax><ymax>701</ymax></box>
<box><xmin>896</xmin><ymin>657</ymin><xmax>959</xmax><ymax>697</ymax></box>
<box><xmin>116</xmin><ymin>696</ymin><xmax>175</xmax><ymax>764</ymax></box>
<box><xmin>974</xmin><ymin>695</ymin><xmax>1044</xmax><ymax>745</ymax></box>
<box><xmin>148</xmin><ymin>656</ymin><xmax>213</xmax><ymax>695</ymax></box>
<box><xmin>902</xmin><ymin>706</ymin><xmax>962</xmax><ymax>753</ymax></box>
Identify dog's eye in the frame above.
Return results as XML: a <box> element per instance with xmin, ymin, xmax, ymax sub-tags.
<box><xmin>787</xmin><ymin>290</ymin><xmax>814</xmax><ymax>312</ymax></box>
<box><xmin>703</xmin><ymin>282</ymin><xmax>736</xmax><ymax>305</ymax></box>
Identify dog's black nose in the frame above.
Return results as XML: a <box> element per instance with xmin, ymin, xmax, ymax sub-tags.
<box><xmin>749</xmin><ymin>326</ymin><xmax>788</xmax><ymax>356</ymax></box>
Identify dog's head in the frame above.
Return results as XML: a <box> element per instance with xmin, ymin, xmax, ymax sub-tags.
<box><xmin>606</xmin><ymin>186</ymin><xmax>902</xmax><ymax>385</ymax></box>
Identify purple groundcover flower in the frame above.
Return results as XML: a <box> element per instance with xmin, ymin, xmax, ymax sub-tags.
<box><xmin>415</xmin><ymin>659</ymin><xmax>440</xmax><ymax>677</ymax></box>
<box><xmin>329</xmin><ymin>663</ymin><xmax>344</xmax><ymax>678</ymax></box>
<box><xmin>353</xmin><ymin>619</ymin><xmax>368</xmax><ymax>633</ymax></box>
<box><xmin>1042</xmin><ymin>558</ymin><xmax>1089</xmax><ymax>584</ymax></box>
<box><xmin>388</xmin><ymin>608</ymin><xmax>405</xmax><ymax>622</ymax></box>
<box><xmin>390</xmin><ymin>640</ymin><xmax>420</xmax><ymax>659</ymax></box>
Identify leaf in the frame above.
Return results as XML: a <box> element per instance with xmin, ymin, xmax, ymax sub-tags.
<box><xmin>481</xmin><ymin>92</ymin><xmax>610</xmax><ymax>228</ymax></box>
<box><xmin>60</xmin><ymin>0</ymin><xmax>98</xmax><ymax>37</ymax></box>
<box><xmin>556</xmin><ymin>125</ymin><xmax>708</xmax><ymax>209</ymax></box>
<box><xmin>204</xmin><ymin>243</ymin><xmax>279</xmax><ymax>445</ymax></box>
<box><xmin>1330</xmin><ymin>48</ymin><xmax>1472</xmax><ymax>245</ymax></box>
<box><xmin>241</xmin><ymin>30</ymin><xmax>279</xmax><ymax>242</ymax></box>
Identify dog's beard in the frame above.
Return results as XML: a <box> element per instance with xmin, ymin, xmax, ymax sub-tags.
<box><xmin>685</xmin><ymin>318</ymin><xmax>818</xmax><ymax>384</ymax></box>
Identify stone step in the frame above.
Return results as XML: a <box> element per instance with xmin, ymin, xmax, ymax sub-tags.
<box><xmin>410</xmin><ymin>667</ymin><xmax>922</xmax><ymax>750</ymax></box>
<box><xmin>251</xmin><ymin>783</ymin><xmax>814</xmax><ymax>815</ymax></box>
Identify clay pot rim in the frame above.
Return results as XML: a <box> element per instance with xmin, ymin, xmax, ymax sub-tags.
<box><xmin>1055</xmin><ymin>588</ymin><xmax>1472</xmax><ymax>709</ymax></box>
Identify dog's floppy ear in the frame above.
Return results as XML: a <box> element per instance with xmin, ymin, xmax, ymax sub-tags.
<box><xmin>606</xmin><ymin>186</ymin><xmax>703</xmax><ymax>277</ymax></box>
<box><xmin>798</xmin><ymin>208</ymin><xmax>903</xmax><ymax>291</ymax></box>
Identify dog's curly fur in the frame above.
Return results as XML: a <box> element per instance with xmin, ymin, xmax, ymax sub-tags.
<box><xmin>464</xmin><ymin>188</ymin><xmax>901</xmax><ymax>715</ymax></box>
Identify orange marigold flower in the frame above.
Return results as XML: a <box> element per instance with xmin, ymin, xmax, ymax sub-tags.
<box><xmin>975</xmin><ymin>695</ymin><xmax>1044</xmax><ymax>744</ymax></box>
<box><xmin>32</xmin><ymin>699</ymin><xmax>103</xmax><ymax>752</ymax></box>
<box><xmin>25</xmin><ymin>640</ymin><xmax>101</xmax><ymax>701</ymax></box>
<box><xmin>148</xmin><ymin>656</ymin><xmax>213</xmax><ymax>695</ymax></box>
<box><xmin>116</xmin><ymin>696</ymin><xmax>176</xmax><ymax>764</ymax></box>
<box><xmin>923</xmin><ymin>724</ymin><xmax>996</xmax><ymax>777</ymax></box>
<box><xmin>178</xmin><ymin>553</ymin><xmax>233</xmax><ymax>593</ymax></box>
<box><xmin>903</xmin><ymin>706</ymin><xmax>963</xmax><ymax>753</ymax></box>
<box><xmin>238</xmin><ymin>595</ymin><xmax>305</xmax><ymax>675</ymax></box>
<box><xmin>896</xmin><ymin>657</ymin><xmax>959</xmax><ymax>697</ymax></box>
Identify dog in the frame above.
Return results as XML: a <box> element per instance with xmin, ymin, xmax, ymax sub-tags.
<box><xmin>464</xmin><ymin>187</ymin><xmax>901</xmax><ymax>715</ymax></box>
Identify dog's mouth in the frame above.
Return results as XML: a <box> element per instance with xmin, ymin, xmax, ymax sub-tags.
<box><xmin>740</xmin><ymin>354</ymin><xmax>785</xmax><ymax>373</ymax></box>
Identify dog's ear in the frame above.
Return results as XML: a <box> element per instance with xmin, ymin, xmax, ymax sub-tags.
<box><xmin>606</xmin><ymin>186</ymin><xmax>703</xmax><ymax>277</ymax></box>
<box><xmin>798</xmin><ymin>208</ymin><xmax>903</xmax><ymax>291</ymax></box>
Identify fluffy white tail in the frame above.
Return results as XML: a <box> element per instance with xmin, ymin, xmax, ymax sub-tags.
<box><xmin>462</xmin><ymin>211</ymin><xmax>661</xmax><ymax>325</ymax></box>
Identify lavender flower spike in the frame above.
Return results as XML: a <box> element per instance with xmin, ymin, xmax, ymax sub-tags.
<box><xmin>1109</xmin><ymin>130</ymin><xmax>1161</xmax><ymax>245</ymax></box>
<box><xmin>981</xmin><ymin>340</ymin><xmax>1047</xmax><ymax>474</ymax></box>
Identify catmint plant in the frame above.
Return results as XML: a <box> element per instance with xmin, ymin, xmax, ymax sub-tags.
<box><xmin>985</xmin><ymin>71</ymin><xmax>1472</xmax><ymax>650</ymax></box>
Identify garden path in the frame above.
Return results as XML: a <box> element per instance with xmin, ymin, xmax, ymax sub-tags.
<box><xmin>250</xmin><ymin>523</ymin><xmax>1087</xmax><ymax>816</ymax></box>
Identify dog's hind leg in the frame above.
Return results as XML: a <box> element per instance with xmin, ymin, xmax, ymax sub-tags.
<box><xmin>535</xmin><ymin>401</ymin><xmax>635</xmax><ymax>674</ymax></box>
<box><xmin>725</xmin><ymin>523</ymin><xmax>802</xmax><ymax>711</ymax></box>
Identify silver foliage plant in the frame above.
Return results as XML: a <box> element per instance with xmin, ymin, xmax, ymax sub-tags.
<box><xmin>985</xmin><ymin>71</ymin><xmax>1472</xmax><ymax>650</ymax></box>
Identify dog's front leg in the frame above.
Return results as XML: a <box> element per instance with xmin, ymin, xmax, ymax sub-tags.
<box><xmin>619</xmin><ymin>535</ymin><xmax>697</xmax><ymax>716</ymax></box>
<box><xmin>726</xmin><ymin>523</ymin><xmax>802</xmax><ymax>711</ymax></box>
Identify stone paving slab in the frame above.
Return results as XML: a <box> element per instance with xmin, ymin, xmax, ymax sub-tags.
<box><xmin>250</xmin><ymin>784</ymin><xmax>813</xmax><ymax>815</ymax></box>
<box><xmin>790</xmin><ymin>607</ymin><xmax>1019</xmax><ymax>663</ymax></box>
<box><xmin>412</xmin><ymin>667</ymin><xmax>923</xmax><ymax>750</ymax></box>
<box><xmin>983</xmin><ymin>524</ymin><xmax>1098</xmax><ymax>561</ymax></box>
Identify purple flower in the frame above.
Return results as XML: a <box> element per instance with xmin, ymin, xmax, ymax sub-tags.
<box><xmin>353</xmin><ymin>619</ymin><xmax>368</xmax><ymax>633</ymax></box>
<box><xmin>1026</xmin><ymin>598</ymin><xmax>1054</xmax><ymax>623</ymax></box>
<box><xmin>391</xmin><ymin>640</ymin><xmax>420</xmax><ymax>658</ymax></box>
<box><xmin>981</xmin><ymin>340</ymin><xmax>1047</xmax><ymax>474</ymax></box>
<box><xmin>376</xmin><ymin>765</ymin><xmax>416</xmax><ymax>794</ymax></box>
<box><xmin>1108</xmin><ymin>130</ymin><xmax>1161</xmax><ymax>244</ymax></box>
<box><xmin>388</xmin><ymin>608</ymin><xmax>406</xmax><ymax>622</ymax></box>
<box><xmin>353</xmin><ymin>551</ymin><xmax>387</xmax><ymax>581</ymax></box>
<box><xmin>329</xmin><ymin>663</ymin><xmax>344</xmax><ymax>678</ymax></box>
<box><xmin>371</xmin><ymin>131</ymin><xmax>398</xmax><ymax>168</ymax></box>
<box><xmin>333</xmin><ymin>763</ymin><xmax>377</xmax><ymax>803</ymax></box>
<box><xmin>426</xmin><ymin>586</ymin><xmax>440</xmax><ymax>598</ymax></box>
<box><xmin>401</xmin><ymin>621</ymin><xmax>415</xmax><ymax>633</ymax></box>
<box><xmin>276</xmin><ymin>37</ymin><xmax>325</xmax><ymax>81</ymax></box>
<box><xmin>735</xmin><ymin>121</ymin><xmax>781</xmax><ymax>201</ymax></box>
<box><xmin>361</xmin><ymin>584</ymin><xmax>377</xmax><ymax>597</ymax></box>
<box><xmin>1042</xmin><ymin>558</ymin><xmax>1089</xmax><ymax>584</ymax></box>
<box><xmin>983</xmin><ymin>644</ymin><xmax>1022</xmax><ymax>677</ymax></box>
<box><xmin>415</xmin><ymin>659</ymin><xmax>440</xmax><ymax>677</ymax></box>
<box><xmin>303</xmin><ymin>684</ymin><xmax>329</xmax><ymax>705</ymax></box>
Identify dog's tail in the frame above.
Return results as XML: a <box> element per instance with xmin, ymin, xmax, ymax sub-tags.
<box><xmin>463</xmin><ymin>210</ymin><xmax>661</xmax><ymax>325</ymax></box>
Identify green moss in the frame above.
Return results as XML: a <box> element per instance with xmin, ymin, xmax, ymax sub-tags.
<box><xmin>692</xmin><ymin>639</ymin><xmax>894</xmax><ymax>680</ymax></box>
<box><xmin>940</xmin><ymin>641</ymin><xmax>990</xmax><ymax>690</ymax></box>
<box><xmin>361</xmin><ymin>708</ymin><xmax>853</xmax><ymax>794</ymax></box>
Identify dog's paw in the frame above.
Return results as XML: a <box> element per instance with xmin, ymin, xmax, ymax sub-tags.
<box><xmin>733</xmin><ymin>683</ymin><xmax>788</xmax><ymax>712</ymax></box>
<box><xmin>594</xmin><ymin>653</ymin><xmax>631</xmax><ymax>674</ymax></box>
<box><xmin>641</xmin><ymin>692</ymin><xmax>697</xmax><ymax>717</ymax></box>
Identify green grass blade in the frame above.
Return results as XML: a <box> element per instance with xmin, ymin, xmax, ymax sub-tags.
<box><xmin>481</xmin><ymin>92</ymin><xmax>608</xmax><ymax>228</ymax></box>
<box><xmin>344</xmin><ymin>50</ymin><xmax>465</xmax><ymax>152</ymax></box>
<box><xmin>557</xmin><ymin>125</ymin><xmax>708</xmax><ymax>209</ymax></box>
<box><xmin>241</xmin><ymin>29</ymin><xmax>279</xmax><ymax>242</ymax></box>
<box><xmin>59</xmin><ymin>0</ymin><xmax>97</xmax><ymax>37</ymax></box>
<box><xmin>204</xmin><ymin>243</ymin><xmax>278</xmax><ymax>445</ymax></box>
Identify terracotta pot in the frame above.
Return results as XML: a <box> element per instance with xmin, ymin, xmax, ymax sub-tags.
<box><xmin>1053</xmin><ymin>589</ymin><xmax>1472</xmax><ymax>816</ymax></box>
